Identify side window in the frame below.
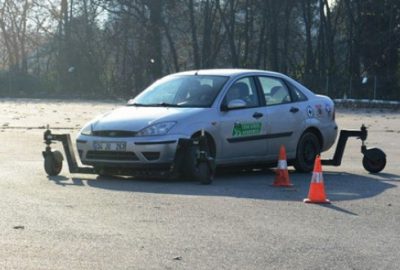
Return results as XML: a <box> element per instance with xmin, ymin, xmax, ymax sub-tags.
<box><xmin>289</xmin><ymin>84</ymin><xmax>308</xmax><ymax>102</ymax></box>
<box><xmin>224</xmin><ymin>77</ymin><xmax>260</xmax><ymax>108</ymax></box>
<box><xmin>258</xmin><ymin>77</ymin><xmax>292</xmax><ymax>105</ymax></box>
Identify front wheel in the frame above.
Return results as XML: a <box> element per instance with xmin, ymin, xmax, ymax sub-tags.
<box><xmin>196</xmin><ymin>162</ymin><xmax>213</xmax><ymax>185</ymax></box>
<box><xmin>293</xmin><ymin>132</ymin><xmax>321</xmax><ymax>173</ymax></box>
<box><xmin>182</xmin><ymin>142</ymin><xmax>214</xmax><ymax>185</ymax></box>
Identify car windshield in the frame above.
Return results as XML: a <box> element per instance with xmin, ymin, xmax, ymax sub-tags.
<box><xmin>128</xmin><ymin>75</ymin><xmax>228</xmax><ymax>108</ymax></box>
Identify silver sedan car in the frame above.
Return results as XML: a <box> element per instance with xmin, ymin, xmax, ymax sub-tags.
<box><xmin>76</xmin><ymin>69</ymin><xmax>337</xmax><ymax>181</ymax></box>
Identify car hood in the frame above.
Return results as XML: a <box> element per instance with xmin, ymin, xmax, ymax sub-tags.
<box><xmin>91</xmin><ymin>106</ymin><xmax>203</xmax><ymax>132</ymax></box>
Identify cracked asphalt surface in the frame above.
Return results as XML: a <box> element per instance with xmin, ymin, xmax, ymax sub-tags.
<box><xmin>0</xmin><ymin>99</ymin><xmax>399</xmax><ymax>269</ymax></box>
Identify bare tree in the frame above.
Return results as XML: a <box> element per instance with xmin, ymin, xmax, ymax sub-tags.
<box><xmin>0</xmin><ymin>0</ymin><xmax>31</xmax><ymax>73</ymax></box>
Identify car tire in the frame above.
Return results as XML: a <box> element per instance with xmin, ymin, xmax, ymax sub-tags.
<box><xmin>182</xmin><ymin>144</ymin><xmax>198</xmax><ymax>178</ymax></box>
<box><xmin>196</xmin><ymin>162</ymin><xmax>213</xmax><ymax>185</ymax></box>
<box><xmin>182</xmin><ymin>141</ymin><xmax>214</xmax><ymax>185</ymax></box>
<box><xmin>294</xmin><ymin>132</ymin><xmax>321</xmax><ymax>173</ymax></box>
<box><xmin>44</xmin><ymin>151</ymin><xmax>63</xmax><ymax>176</ymax></box>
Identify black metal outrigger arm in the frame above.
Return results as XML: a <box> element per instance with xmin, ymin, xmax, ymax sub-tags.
<box><xmin>321</xmin><ymin>124</ymin><xmax>386</xmax><ymax>173</ymax></box>
<box><xmin>43</xmin><ymin>128</ymin><xmax>95</xmax><ymax>174</ymax></box>
<box><xmin>43</xmin><ymin>124</ymin><xmax>386</xmax><ymax>177</ymax></box>
<box><xmin>322</xmin><ymin>125</ymin><xmax>367</xmax><ymax>166</ymax></box>
<box><xmin>42</xmin><ymin>127</ymin><xmax>216</xmax><ymax>181</ymax></box>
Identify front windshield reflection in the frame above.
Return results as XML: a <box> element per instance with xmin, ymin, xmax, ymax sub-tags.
<box><xmin>129</xmin><ymin>75</ymin><xmax>228</xmax><ymax>108</ymax></box>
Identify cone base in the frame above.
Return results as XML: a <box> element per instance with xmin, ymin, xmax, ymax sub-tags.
<box><xmin>303</xmin><ymin>198</ymin><xmax>330</xmax><ymax>204</ymax></box>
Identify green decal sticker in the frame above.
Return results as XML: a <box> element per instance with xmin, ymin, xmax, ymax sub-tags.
<box><xmin>232</xmin><ymin>122</ymin><xmax>262</xmax><ymax>137</ymax></box>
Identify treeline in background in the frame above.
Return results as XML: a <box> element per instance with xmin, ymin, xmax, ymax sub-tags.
<box><xmin>0</xmin><ymin>0</ymin><xmax>399</xmax><ymax>100</ymax></box>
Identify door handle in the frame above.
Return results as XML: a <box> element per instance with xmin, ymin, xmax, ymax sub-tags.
<box><xmin>290</xmin><ymin>107</ymin><xmax>299</xmax><ymax>113</ymax></box>
<box><xmin>252</xmin><ymin>112</ymin><xmax>263</xmax><ymax>119</ymax></box>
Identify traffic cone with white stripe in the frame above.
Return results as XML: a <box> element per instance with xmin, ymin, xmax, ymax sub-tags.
<box><xmin>272</xmin><ymin>145</ymin><xmax>293</xmax><ymax>187</ymax></box>
<box><xmin>303</xmin><ymin>155</ymin><xmax>330</xmax><ymax>204</ymax></box>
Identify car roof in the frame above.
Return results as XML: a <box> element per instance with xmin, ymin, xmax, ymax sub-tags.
<box><xmin>172</xmin><ymin>69</ymin><xmax>285</xmax><ymax>78</ymax></box>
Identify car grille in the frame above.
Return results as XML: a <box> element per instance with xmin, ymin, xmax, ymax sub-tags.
<box><xmin>86</xmin><ymin>151</ymin><xmax>139</xmax><ymax>161</ymax></box>
<box><xmin>92</xmin><ymin>130</ymin><xmax>137</xmax><ymax>137</ymax></box>
<box><xmin>142</xmin><ymin>152</ymin><xmax>160</xmax><ymax>161</ymax></box>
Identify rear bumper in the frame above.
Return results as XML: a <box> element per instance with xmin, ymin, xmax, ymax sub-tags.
<box><xmin>321</xmin><ymin>124</ymin><xmax>338</xmax><ymax>152</ymax></box>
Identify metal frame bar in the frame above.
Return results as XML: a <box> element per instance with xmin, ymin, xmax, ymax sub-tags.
<box><xmin>43</xmin><ymin>129</ymin><xmax>95</xmax><ymax>174</ymax></box>
<box><xmin>44</xmin><ymin>125</ymin><xmax>369</xmax><ymax>175</ymax></box>
<box><xmin>321</xmin><ymin>125</ymin><xmax>367</xmax><ymax>166</ymax></box>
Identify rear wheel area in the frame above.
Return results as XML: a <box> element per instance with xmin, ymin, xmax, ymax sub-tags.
<box><xmin>293</xmin><ymin>132</ymin><xmax>321</xmax><ymax>173</ymax></box>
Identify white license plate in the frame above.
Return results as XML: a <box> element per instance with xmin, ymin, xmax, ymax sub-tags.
<box><xmin>93</xmin><ymin>141</ymin><xmax>127</xmax><ymax>151</ymax></box>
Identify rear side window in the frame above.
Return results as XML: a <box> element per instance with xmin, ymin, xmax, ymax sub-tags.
<box><xmin>288</xmin><ymin>83</ymin><xmax>308</xmax><ymax>102</ymax></box>
<box><xmin>258</xmin><ymin>77</ymin><xmax>291</xmax><ymax>105</ymax></box>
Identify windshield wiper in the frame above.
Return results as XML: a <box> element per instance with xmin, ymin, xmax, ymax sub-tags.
<box><xmin>127</xmin><ymin>103</ymin><xmax>147</xmax><ymax>106</ymax></box>
<box><xmin>155</xmin><ymin>102</ymin><xmax>180</xmax><ymax>107</ymax></box>
<box><xmin>128</xmin><ymin>102</ymin><xmax>181</xmax><ymax>107</ymax></box>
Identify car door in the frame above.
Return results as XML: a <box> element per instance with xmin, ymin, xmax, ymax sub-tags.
<box><xmin>256</xmin><ymin>76</ymin><xmax>306</xmax><ymax>159</ymax></box>
<box><xmin>218</xmin><ymin>77</ymin><xmax>267</xmax><ymax>162</ymax></box>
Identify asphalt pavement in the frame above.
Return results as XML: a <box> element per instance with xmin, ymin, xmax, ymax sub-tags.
<box><xmin>0</xmin><ymin>100</ymin><xmax>399</xmax><ymax>270</ymax></box>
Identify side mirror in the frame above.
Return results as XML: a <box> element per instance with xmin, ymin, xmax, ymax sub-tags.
<box><xmin>226</xmin><ymin>99</ymin><xmax>247</xmax><ymax>110</ymax></box>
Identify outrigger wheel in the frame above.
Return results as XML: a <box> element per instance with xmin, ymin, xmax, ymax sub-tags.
<box><xmin>362</xmin><ymin>147</ymin><xmax>386</xmax><ymax>173</ymax></box>
<box><xmin>43</xmin><ymin>149</ymin><xmax>64</xmax><ymax>176</ymax></box>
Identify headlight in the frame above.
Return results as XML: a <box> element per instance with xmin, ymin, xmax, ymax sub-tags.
<box><xmin>136</xmin><ymin>121</ymin><xmax>176</xmax><ymax>136</ymax></box>
<box><xmin>80</xmin><ymin>124</ymin><xmax>93</xmax><ymax>136</ymax></box>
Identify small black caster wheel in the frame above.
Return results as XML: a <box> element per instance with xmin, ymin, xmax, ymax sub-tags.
<box><xmin>362</xmin><ymin>148</ymin><xmax>386</xmax><ymax>173</ymax></box>
<box><xmin>44</xmin><ymin>150</ymin><xmax>63</xmax><ymax>176</ymax></box>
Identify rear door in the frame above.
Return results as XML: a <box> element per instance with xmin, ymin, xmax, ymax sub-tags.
<box><xmin>256</xmin><ymin>76</ymin><xmax>306</xmax><ymax>159</ymax></box>
<box><xmin>218</xmin><ymin>77</ymin><xmax>267</xmax><ymax>162</ymax></box>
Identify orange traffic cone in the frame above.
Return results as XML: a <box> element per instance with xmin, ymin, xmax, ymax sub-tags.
<box><xmin>304</xmin><ymin>155</ymin><xmax>330</xmax><ymax>204</ymax></box>
<box><xmin>272</xmin><ymin>145</ymin><xmax>293</xmax><ymax>187</ymax></box>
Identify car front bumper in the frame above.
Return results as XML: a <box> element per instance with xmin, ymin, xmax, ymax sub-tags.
<box><xmin>76</xmin><ymin>134</ymin><xmax>187</xmax><ymax>168</ymax></box>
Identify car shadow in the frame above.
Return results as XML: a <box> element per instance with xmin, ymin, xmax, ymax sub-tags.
<box><xmin>371</xmin><ymin>172</ymin><xmax>399</xmax><ymax>182</ymax></box>
<box><xmin>48</xmin><ymin>169</ymin><xmax>398</xmax><ymax>204</ymax></box>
